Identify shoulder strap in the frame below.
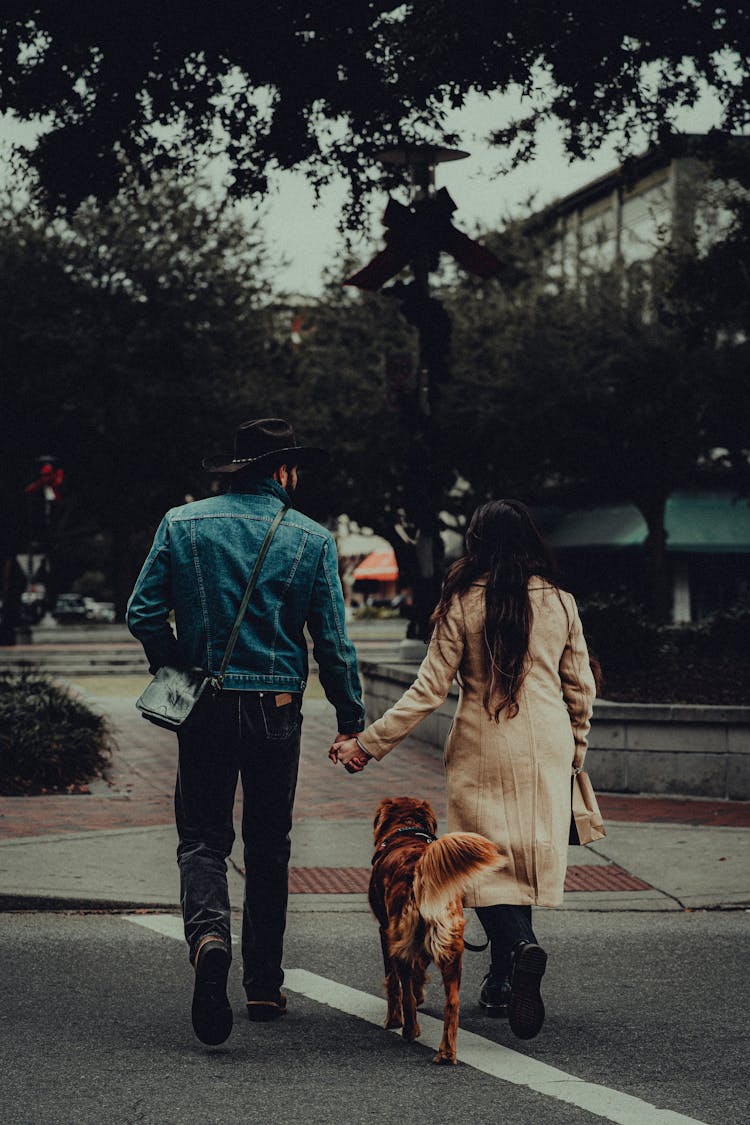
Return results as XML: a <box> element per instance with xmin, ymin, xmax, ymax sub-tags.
<box><xmin>214</xmin><ymin>505</ymin><xmax>288</xmax><ymax>688</ymax></box>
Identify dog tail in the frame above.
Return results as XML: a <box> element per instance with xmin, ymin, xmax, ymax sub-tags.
<box><xmin>414</xmin><ymin>833</ymin><xmax>505</xmax><ymax>922</ymax></box>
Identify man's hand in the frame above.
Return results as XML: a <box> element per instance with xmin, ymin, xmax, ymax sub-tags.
<box><xmin>328</xmin><ymin>731</ymin><xmax>354</xmax><ymax>763</ymax></box>
<box><xmin>328</xmin><ymin>735</ymin><xmax>370</xmax><ymax>773</ymax></box>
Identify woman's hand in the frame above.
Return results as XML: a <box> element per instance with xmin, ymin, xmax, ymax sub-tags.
<box><xmin>328</xmin><ymin>737</ymin><xmax>370</xmax><ymax>773</ymax></box>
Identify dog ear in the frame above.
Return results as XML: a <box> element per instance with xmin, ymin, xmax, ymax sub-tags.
<box><xmin>420</xmin><ymin>800</ymin><xmax>438</xmax><ymax>834</ymax></box>
<box><xmin>373</xmin><ymin>798</ymin><xmax>393</xmax><ymax>832</ymax></box>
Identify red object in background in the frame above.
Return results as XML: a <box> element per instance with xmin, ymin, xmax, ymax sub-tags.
<box><xmin>24</xmin><ymin>463</ymin><xmax>64</xmax><ymax>501</ymax></box>
<box><xmin>352</xmin><ymin>549</ymin><xmax>399</xmax><ymax>582</ymax></box>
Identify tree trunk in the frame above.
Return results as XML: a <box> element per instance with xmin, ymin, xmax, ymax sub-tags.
<box><xmin>111</xmin><ymin>508</ymin><xmax>150</xmax><ymax>623</ymax></box>
<box><xmin>638</xmin><ymin>494</ymin><xmax>672</xmax><ymax>623</ymax></box>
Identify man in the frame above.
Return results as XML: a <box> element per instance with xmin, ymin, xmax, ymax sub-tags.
<box><xmin>127</xmin><ymin>418</ymin><xmax>365</xmax><ymax>1045</ymax></box>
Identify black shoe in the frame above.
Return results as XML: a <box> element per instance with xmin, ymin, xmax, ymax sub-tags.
<box><xmin>191</xmin><ymin>937</ymin><xmax>233</xmax><ymax>1046</ymax></box>
<box><xmin>478</xmin><ymin>972</ymin><xmax>511</xmax><ymax>1017</ymax></box>
<box><xmin>508</xmin><ymin>941</ymin><xmax>547</xmax><ymax>1040</ymax></box>
<box><xmin>246</xmin><ymin>990</ymin><xmax>288</xmax><ymax>1023</ymax></box>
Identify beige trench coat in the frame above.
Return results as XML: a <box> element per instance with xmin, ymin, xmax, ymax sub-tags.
<box><xmin>359</xmin><ymin>581</ymin><xmax>596</xmax><ymax>908</ymax></box>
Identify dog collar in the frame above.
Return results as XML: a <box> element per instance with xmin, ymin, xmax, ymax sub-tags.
<box><xmin>371</xmin><ymin>824</ymin><xmax>438</xmax><ymax>865</ymax></box>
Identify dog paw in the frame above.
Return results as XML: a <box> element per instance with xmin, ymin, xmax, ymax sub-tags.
<box><xmin>432</xmin><ymin>1051</ymin><xmax>457</xmax><ymax>1066</ymax></box>
<box><xmin>402</xmin><ymin>1022</ymin><xmax>421</xmax><ymax>1042</ymax></box>
<box><xmin>384</xmin><ymin>1015</ymin><xmax>403</xmax><ymax>1029</ymax></box>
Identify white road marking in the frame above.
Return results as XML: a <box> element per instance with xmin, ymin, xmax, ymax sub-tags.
<box><xmin>123</xmin><ymin>915</ymin><xmax>705</xmax><ymax>1125</ymax></box>
<box><xmin>123</xmin><ymin>913</ymin><xmax>238</xmax><ymax>943</ymax></box>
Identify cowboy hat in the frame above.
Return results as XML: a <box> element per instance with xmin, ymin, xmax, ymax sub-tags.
<box><xmin>202</xmin><ymin>418</ymin><xmax>325</xmax><ymax>475</ymax></box>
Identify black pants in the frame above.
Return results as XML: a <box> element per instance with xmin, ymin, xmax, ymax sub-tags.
<box><xmin>475</xmin><ymin>905</ymin><xmax>537</xmax><ymax>979</ymax></box>
<box><xmin>175</xmin><ymin>690</ymin><xmax>302</xmax><ymax>997</ymax></box>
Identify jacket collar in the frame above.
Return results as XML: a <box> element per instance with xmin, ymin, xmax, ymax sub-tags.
<box><xmin>229</xmin><ymin>476</ymin><xmax>291</xmax><ymax>505</ymax></box>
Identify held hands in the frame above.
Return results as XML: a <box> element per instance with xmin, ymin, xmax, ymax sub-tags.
<box><xmin>328</xmin><ymin>733</ymin><xmax>370</xmax><ymax>773</ymax></box>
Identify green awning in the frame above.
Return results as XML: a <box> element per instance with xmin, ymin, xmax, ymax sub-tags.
<box><xmin>542</xmin><ymin>491</ymin><xmax>750</xmax><ymax>554</ymax></box>
<box><xmin>664</xmin><ymin>491</ymin><xmax>750</xmax><ymax>552</ymax></box>
<box><xmin>545</xmin><ymin>504</ymin><xmax>646</xmax><ymax>548</ymax></box>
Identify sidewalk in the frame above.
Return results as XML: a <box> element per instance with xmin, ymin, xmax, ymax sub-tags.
<box><xmin>1</xmin><ymin>684</ymin><xmax>748</xmax><ymax>913</ymax></box>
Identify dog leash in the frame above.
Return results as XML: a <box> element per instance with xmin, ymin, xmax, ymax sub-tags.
<box><xmin>463</xmin><ymin>936</ymin><xmax>490</xmax><ymax>952</ymax></box>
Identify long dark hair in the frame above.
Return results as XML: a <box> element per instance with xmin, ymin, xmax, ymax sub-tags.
<box><xmin>431</xmin><ymin>499</ymin><xmax>560</xmax><ymax>720</ymax></box>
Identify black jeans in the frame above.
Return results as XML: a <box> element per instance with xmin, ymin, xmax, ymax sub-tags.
<box><xmin>175</xmin><ymin>690</ymin><xmax>302</xmax><ymax>997</ymax></box>
<box><xmin>475</xmin><ymin>905</ymin><xmax>537</xmax><ymax>980</ymax></box>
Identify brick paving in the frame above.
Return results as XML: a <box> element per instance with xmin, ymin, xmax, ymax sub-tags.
<box><xmin>287</xmin><ymin>863</ymin><xmax>652</xmax><ymax>894</ymax></box>
<box><xmin>596</xmin><ymin>793</ymin><xmax>750</xmax><ymax>828</ymax></box>
<box><xmin>562</xmin><ymin>864</ymin><xmax>652</xmax><ymax>892</ymax></box>
<box><xmin>297</xmin><ymin>703</ymin><xmax>448</xmax><ymax>820</ymax></box>
<box><xmin>0</xmin><ymin>696</ymin><xmax>447</xmax><ymax>838</ymax></box>
<box><xmin>2</xmin><ymin>695</ymin><xmax>749</xmax><ymax>842</ymax></box>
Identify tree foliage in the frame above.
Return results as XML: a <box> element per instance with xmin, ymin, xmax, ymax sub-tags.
<box><xmin>281</xmin><ymin>279</ymin><xmax>425</xmax><ymax>529</ymax></box>
<box><xmin>440</xmin><ymin>206</ymin><xmax>749</xmax><ymax>617</ymax></box>
<box><xmin>0</xmin><ymin>173</ymin><xmax>276</xmax><ymax>609</ymax></box>
<box><xmin>1</xmin><ymin>2</ymin><xmax>749</xmax><ymax>212</ymax></box>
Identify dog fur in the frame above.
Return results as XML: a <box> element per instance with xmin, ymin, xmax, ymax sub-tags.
<box><xmin>369</xmin><ymin>796</ymin><xmax>505</xmax><ymax>1065</ymax></box>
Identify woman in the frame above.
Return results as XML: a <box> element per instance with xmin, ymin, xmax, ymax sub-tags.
<box><xmin>331</xmin><ymin>499</ymin><xmax>596</xmax><ymax>1040</ymax></box>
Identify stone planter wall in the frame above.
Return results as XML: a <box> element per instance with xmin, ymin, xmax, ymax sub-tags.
<box><xmin>359</xmin><ymin>661</ymin><xmax>750</xmax><ymax>800</ymax></box>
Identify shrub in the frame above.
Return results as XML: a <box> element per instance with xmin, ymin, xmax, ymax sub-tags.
<box><xmin>0</xmin><ymin>669</ymin><xmax>114</xmax><ymax>794</ymax></box>
<box><xmin>663</xmin><ymin>599</ymin><xmax>750</xmax><ymax>661</ymax></box>
<box><xmin>704</xmin><ymin>599</ymin><xmax>750</xmax><ymax>656</ymax></box>
<box><xmin>577</xmin><ymin>595</ymin><xmax>750</xmax><ymax>704</ymax></box>
<box><xmin>71</xmin><ymin>569</ymin><xmax>113</xmax><ymax>600</ymax></box>
<box><xmin>578</xmin><ymin>593</ymin><xmax>662</xmax><ymax>676</ymax></box>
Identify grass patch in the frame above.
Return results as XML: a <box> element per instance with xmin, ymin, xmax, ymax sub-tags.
<box><xmin>67</xmin><ymin>675</ymin><xmax>152</xmax><ymax>699</ymax></box>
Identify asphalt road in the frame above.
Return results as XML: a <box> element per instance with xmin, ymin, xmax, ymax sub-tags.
<box><xmin>2</xmin><ymin>908</ymin><xmax>747</xmax><ymax>1125</ymax></box>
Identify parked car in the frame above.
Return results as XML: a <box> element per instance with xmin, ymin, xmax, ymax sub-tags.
<box><xmin>84</xmin><ymin>598</ymin><xmax>116</xmax><ymax>623</ymax></box>
<box><xmin>53</xmin><ymin>593</ymin><xmax>90</xmax><ymax>623</ymax></box>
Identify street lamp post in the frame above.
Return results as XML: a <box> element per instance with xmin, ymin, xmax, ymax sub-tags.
<box><xmin>346</xmin><ymin>145</ymin><xmax>501</xmax><ymax>656</ymax></box>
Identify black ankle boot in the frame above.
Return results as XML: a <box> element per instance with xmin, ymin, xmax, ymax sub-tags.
<box><xmin>508</xmin><ymin>941</ymin><xmax>547</xmax><ymax>1039</ymax></box>
<box><xmin>479</xmin><ymin>971</ymin><xmax>512</xmax><ymax>1017</ymax></box>
<box><xmin>191</xmin><ymin>937</ymin><xmax>233</xmax><ymax>1045</ymax></box>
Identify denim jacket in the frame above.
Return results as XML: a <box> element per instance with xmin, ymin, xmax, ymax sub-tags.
<box><xmin>126</xmin><ymin>479</ymin><xmax>365</xmax><ymax>733</ymax></box>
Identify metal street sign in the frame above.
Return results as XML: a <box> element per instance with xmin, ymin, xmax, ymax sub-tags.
<box><xmin>16</xmin><ymin>553</ymin><xmax>46</xmax><ymax>579</ymax></box>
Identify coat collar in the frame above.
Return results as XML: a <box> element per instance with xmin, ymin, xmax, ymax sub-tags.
<box><xmin>470</xmin><ymin>576</ymin><xmax>554</xmax><ymax>591</ymax></box>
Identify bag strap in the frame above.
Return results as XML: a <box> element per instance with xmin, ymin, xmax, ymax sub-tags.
<box><xmin>213</xmin><ymin>504</ymin><xmax>288</xmax><ymax>689</ymax></box>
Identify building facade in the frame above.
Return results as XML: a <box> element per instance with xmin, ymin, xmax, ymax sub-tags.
<box><xmin>526</xmin><ymin>136</ymin><xmax>750</xmax><ymax>622</ymax></box>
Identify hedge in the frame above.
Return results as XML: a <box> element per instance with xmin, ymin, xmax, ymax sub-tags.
<box><xmin>0</xmin><ymin>669</ymin><xmax>114</xmax><ymax>794</ymax></box>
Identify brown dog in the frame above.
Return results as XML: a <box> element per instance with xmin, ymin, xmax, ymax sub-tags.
<box><xmin>369</xmin><ymin>797</ymin><xmax>505</xmax><ymax>1065</ymax></box>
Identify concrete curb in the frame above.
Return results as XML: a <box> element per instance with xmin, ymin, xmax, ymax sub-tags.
<box><xmin>1</xmin><ymin>818</ymin><xmax>747</xmax><ymax>915</ymax></box>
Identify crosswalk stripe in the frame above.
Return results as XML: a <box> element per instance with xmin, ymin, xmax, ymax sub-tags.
<box><xmin>123</xmin><ymin>913</ymin><xmax>239</xmax><ymax>944</ymax></box>
<box><xmin>123</xmin><ymin>914</ymin><xmax>705</xmax><ymax>1125</ymax></box>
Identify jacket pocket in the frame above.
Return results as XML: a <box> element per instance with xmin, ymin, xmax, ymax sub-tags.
<box><xmin>259</xmin><ymin>693</ymin><xmax>301</xmax><ymax>741</ymax></box>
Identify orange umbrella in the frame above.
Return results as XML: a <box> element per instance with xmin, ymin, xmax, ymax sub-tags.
<box><xmin>352</xmin><ymin>548</ymin><xmax>399</xmax><ymax>581</ymax></box>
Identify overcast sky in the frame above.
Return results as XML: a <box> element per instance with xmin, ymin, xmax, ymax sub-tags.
<box><xmin>1</xmin><ymin>81</ymin><xmax>729</xmax><ymax>297</ymax></box>
<box><xmin>254</xmin><ymin>85</ymin><xmax>729</xmax><ymax>296</ymax></box>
